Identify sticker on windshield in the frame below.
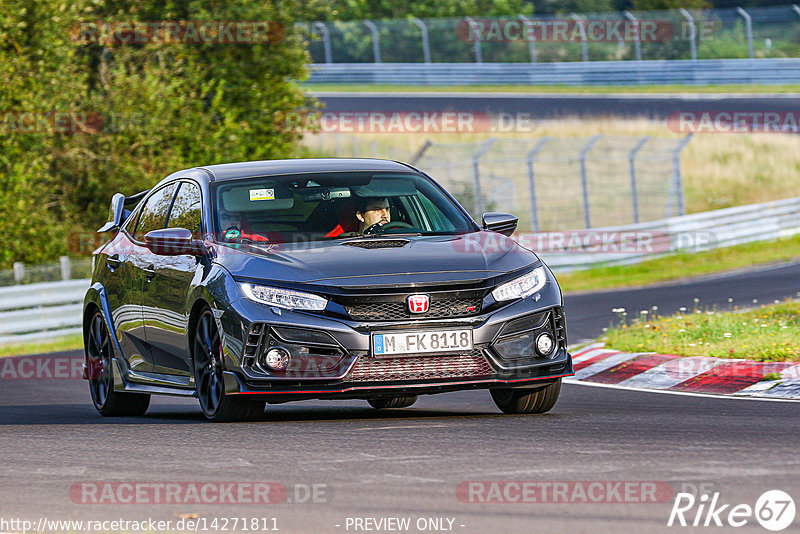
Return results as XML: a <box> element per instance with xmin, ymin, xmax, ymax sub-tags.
<box><xmin>249</xmin><ymin>188</ymin><xmax>275</xmax><ymax>201</ymax></box>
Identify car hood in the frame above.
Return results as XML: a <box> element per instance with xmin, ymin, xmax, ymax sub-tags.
<box><xmin>215</xmin><ymin>233</ymin><xmax>539</xmax><ymax>288</ymax></box>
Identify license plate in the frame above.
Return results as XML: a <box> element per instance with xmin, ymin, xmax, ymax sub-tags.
<box><xmin>372</xmin><ymin>329</ymin><xmax>473</xmax><ymax>357</ymax></box>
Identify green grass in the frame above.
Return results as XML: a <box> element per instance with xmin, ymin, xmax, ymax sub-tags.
<box><xmin>304</xmin><ymin>84</ymin><xmax>800</xmax><ymax>94</ymax></box>
<box><xmin>557</xmin><ymin>234</ymin><xmax>800</xmax><ymax>293</ymax></box>
<box><xmin>0</xmin><ymin>333</ymin><xmax>83</xmax><ymax>358</ymax></box>
<box><xmin>604</xmin><ymin>301</ymin><xmax>800</xmax><ymax>362</ymax></box>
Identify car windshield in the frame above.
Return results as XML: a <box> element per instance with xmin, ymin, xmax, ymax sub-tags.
<box><xmin>210</xmin><ymin>171</ymin><xmax>477</xmax><ymax>245</ymax></box>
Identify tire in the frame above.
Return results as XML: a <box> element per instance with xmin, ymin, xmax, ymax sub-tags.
<box><xmin>367</xmin><ymin>396</ymin><xmax>418</xmax><ymax>409</ymax></box>
<box><xmin>490</xmin><ymin>379</ymin><xmax>561</xmax><ymax>415</ymax></box>
<box><xmin>86</xmin><ymin>310</ymin><xmax>150</xmax><ymax>417</ymax></box>
<box><xmin>192</xmin><ymin>307</ymin><xmax>265</xmax><ymax>422</ymax></box>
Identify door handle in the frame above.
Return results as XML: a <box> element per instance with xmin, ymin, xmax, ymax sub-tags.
<box><xmin>106</xmin><ymin>254</ymin><xmax>122</xmax><ymax>272</ymax></box>
<box><xmin>143</xmin><ymin>264</ymin><xmax>156</xmax><ymax>281</ymax></box>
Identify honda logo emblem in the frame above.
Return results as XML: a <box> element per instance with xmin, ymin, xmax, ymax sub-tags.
<box><xmin>406</xmin><ymin>294</ymin><xmax>430</xmax><ymax>314</ymax></box>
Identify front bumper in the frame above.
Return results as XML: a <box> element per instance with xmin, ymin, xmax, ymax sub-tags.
<box><xmin>218</xmin><ymin>285</ymin><xmax>574</xmax><ymax>400</ymax></box>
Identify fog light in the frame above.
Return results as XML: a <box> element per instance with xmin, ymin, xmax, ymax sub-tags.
<box><xmin>536</xmin><ymin>333</ymin><xmax>554</xmax><ymax>356</ymax></box>
<box><xmin>261</xmin><ymin>347</ymin><xmax>290</xmax><ymax>371</ymax></box>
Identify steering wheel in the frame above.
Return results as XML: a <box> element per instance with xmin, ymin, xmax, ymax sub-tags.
<box><xmin>362</xmin><ymin>221</ymin><xmax>414</xmax><ymax>235</ymax></box>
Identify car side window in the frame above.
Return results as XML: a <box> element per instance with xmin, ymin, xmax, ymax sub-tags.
<box><xmin>167</xmin><ymin>182</ymin><xmax>203</xmax><ymax>239</ymax></box>
<box><xmin>133</xmin><ymin>184</ymin><xmax>178</xmax><ymax>241</ymax></box>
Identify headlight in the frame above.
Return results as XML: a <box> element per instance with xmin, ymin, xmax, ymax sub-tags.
<box><xmin>491</xmin><ymin>267</ymin><xmax>547</xmax><ymax>302</ymax></box>
<box><xmin>240</xmin><ymin>283</ymin><xmax>328</xmax><ymax>311</ymax></box>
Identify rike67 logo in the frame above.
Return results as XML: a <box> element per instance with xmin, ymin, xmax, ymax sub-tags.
<box><xmin>668</xmin><ymin>490</ymin><xmax>796</xmax><ymax>531</ymax></box>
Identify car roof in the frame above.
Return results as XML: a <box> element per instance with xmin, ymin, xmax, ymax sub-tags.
<box><xmin>197</xmin><ymin>158</ymin><xmax>416</xmax><ymax>182</ymax></box>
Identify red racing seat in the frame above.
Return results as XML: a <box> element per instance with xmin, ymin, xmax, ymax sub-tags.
<box><xmin>325</xmin><ymin>198</ymin><xmax>359</xmax><ymax>238</ymax></box>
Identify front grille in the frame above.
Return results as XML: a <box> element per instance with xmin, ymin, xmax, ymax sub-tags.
<box><xmin>347</xmin><ymin>350</ymin><xmax>492</xmax><ymax>382</ymax></box>
<box><xmin>342</xmin><ymin>239</ymin><xmax>409</xmax><ymax>249</ymax></box>
<box><xmin>345</xmin><ymin>298</ymin><xmax>482</xmax><ymax>321</ymax></box>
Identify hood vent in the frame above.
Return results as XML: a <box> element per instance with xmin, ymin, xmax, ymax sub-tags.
<box><xmin>342</xmin><ymin>239</ymin><xmax>409</xmax><ymax>249</ymax></box>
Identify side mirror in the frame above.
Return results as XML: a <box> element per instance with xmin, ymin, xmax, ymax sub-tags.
<box><xmin>144</xmin><ymin>228</ymin><xmax>206</xmax><ymax>257</ymax></box>
<box><xmin>97</xmin><ymin>193</ymin><xmax>126</xmax><ymax>233</ymax></box>
<box><xmin>482</xmin><ymin>212</ymin><xmax>518</xmax><ymax>237</ymax></box>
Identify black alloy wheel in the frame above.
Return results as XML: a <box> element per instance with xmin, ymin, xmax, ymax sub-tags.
<box><xmin>192</xmin><ymin>307</ymin><xmax>265</xmax><ymax>422</ymax></box>
<box><xmin>86</xmin><ymin>310</ymin><xmax>150</xmax><ymax>416</ymax></box>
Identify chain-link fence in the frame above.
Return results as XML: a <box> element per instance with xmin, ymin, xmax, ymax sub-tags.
<box><xmin>0</xmin><ymin>257</ymin><xmax>92</xmax><ymax>286</ymax></box>
<box><xmin>305</xmin><ymin>133</ymin><xmax>693</xmax><ymax>231</ymax></box>
<box><xmin>303</xmin><ymin>5</ymin><xmax>800</xmax><ymax>64</ymax></box>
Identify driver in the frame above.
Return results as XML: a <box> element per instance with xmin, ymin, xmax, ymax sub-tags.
<box><xmin>355</xmin><ymin>197</ymin><xmax>391</xmax><ymax>234</ymax></box>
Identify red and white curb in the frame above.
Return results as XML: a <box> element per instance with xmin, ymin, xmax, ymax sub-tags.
<box><xmin>567</xmin><ymin>342</ymin><xmax>800</xmax><ymax>400</ymax></box>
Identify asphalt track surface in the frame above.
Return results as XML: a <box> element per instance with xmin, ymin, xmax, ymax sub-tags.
<box><xmin>1</xmin><ymin>262</ymin><xmax>799</xmax><ymax>533</ymax></box>
<box><xmin>313</xmin><ymin>91</ymin><xmax>800</xmax><ymax>120</ymax></box>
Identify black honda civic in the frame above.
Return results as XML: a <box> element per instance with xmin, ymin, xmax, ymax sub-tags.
<box><xmin>82</xmin><ymin>158</ymin><xmax>573</xmax><ymax>422</ymax></box>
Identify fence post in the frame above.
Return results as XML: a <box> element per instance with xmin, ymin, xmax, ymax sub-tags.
<box><xmin>628</xmin><ymin>136</ymin><xmax>650</xmax><ymax>224</ymax></box>
<box><xmin>623</xmin><ymin>11</ymin><xmax>642</xmax><ymax>61</ymax></box>
<box><xmin>412</xmin><ymin>18</ymin><xmax>431</xmax><ymax>63</ymax></box>
<box><xmin>59</xmin><ymin>256</ymin><xmax>72</xmax><ymax>281</ymax></box>
<box><xmin>334</xmin><ymin>133</ymin><xmax>342</xmax><ymax>157</ymax></box>
<box><xmin>679</xmin><ymin>8</ymin><xmax>697</xmax><ymax>60</ymax></box>
<box><xmin>670</xmin><ymin>134</ymin><xmax>693</xmax><ymax>217</ymax></box>
<box><xmin>465</xmin><ymin>17</ymin><xmax>483</xmax><ymax>63</ymax></box>
<box><xmin>363</xmin><ymin>20</ymin><xmax>381</xmax><ymax>63</ymax></box>
<box><xmin>526</xmin><ymin>137</ymin><xmax>550</xmax><ymax>232</ymax></box>
<box><xmin>13</xmin><ymin>262</ymin><xmax>25</xmax><ymax>283</ymax></box>
<box><xmin>570</xmin><ymin>14</ymin><xmax>589</xmax><ymax>62</ymax></box>
<box><xmin>518</xmin><ymin>15</ymin><xmax>537</xmax><ymax>63</ymax></box>
<box><xmin>410</xmin><ymin>140</ymin><xmax>433</xmax><ymax>165</ymax></box>
<box><xmin>736</xmin><ymin>7</ymin><xmax>754</xmax><ymax>59</ymax></box>
<box><xmin>472</xmin><ymin>138</ymin><xmax>496</xmax><ymax>214</ymax></box>
<box><xmin>312</xmin><ymin>22</ymin><xmax>332</xmax><ymax>63</ymax></box>
<box><xmin>579</xmin><ymin>135</ymin><xmax>600</xmax><ymax>228</ymax></box>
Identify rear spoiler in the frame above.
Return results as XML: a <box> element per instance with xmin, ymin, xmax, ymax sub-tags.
<box><xmin>97</xmin><ymin>189</ymin><xmax>150</xmax><ymax>233</ymax></box>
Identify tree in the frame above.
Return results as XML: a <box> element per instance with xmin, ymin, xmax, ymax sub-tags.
<box><xmin>326</xmin><ymin>0</ymin><xmax>532</xmax><ymax>20</ymax></box>
<box><xmin>0</xmin><ymin>0</ymin><xmax>326</xmax><ymax>267</ymax></box>
<box><xmin>631</xmin><ymin>0</ymin><xmax>710</xmax><ymax>9</ymax></box>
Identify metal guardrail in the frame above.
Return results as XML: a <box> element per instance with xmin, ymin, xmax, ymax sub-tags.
<box><xmin>1</xmin><ymin>196</ymin><xmax>798</xmax><ymax>344</ymax></box>
<box><xmin>0</xmin><ymin>279</ymin><xmax>88</xmax><ymax>345</ymax></box>
<box><xmin>539</xmin><ymin>196</ymin><xmax>800</xmax><ymax>271</ymax></box>
<box><xmin>307</xmin><ymin>58</ymin><xmax>800</xmax><ymax>86</ymax></box>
